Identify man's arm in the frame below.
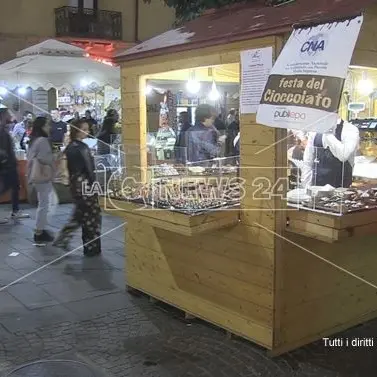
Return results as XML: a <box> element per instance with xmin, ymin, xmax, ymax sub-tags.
<box><xmin>322</xmin><ymin>124</ymin><xmax>359</xmax><ymax>162</ymax></box>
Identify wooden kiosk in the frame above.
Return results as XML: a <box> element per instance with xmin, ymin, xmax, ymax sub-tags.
<box><xmin>105</xmin><ymin>0</ymin><xmax>377</xmax><ymax>355</ymax></box>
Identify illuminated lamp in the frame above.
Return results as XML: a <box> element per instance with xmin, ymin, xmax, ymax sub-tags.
<box><xmin>208</xmin><ymin>81</ymin><xmax>220</xmax><ymax>101</ymax></box>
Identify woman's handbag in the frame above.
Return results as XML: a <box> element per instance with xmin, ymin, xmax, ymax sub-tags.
<box><xmin>29</xmin><ymin>158</ymin><xmax>53</xmax><ymax>183</ymax></box>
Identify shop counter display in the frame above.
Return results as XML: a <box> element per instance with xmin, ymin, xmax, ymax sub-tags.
<box><xmin>100</xmin><ymin>197</ymin><xmax>239</xmax><ymax>236</ymax></box>
<box><xmin>101</xmin><ymin>157</ymin><xmax>241</xmax><ymax>234</ymax></box>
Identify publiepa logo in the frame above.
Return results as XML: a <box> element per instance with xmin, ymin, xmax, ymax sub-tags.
<box><xmin>273</xmin><ymin>108</ymin><xmax>306</xmax><ymax>121</ymax></box>
<box><xmin>300</xmin><ymin>33</ymin><xmax>328</xmax><ymax>58</ymax></box>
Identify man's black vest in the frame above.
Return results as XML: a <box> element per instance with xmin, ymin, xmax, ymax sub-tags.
<box><xmin>312</xmin><ymin>121</ymin><xmax>353</xmax><ymax>188</ymax></box>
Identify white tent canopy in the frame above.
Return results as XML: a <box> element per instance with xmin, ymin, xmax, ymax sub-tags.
<box><xmin>0</xmin><ymin>39</ymin><xmax>120</xmax><ymax>90</ymax></box>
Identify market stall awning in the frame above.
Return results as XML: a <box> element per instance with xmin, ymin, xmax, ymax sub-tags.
<box><xmin>116</xmin><ymin>0</ymin><xmax>377</xmax><ymax>63</ymax></box>
<box><xmin>0</xmin><ymin>39</ymin><xmax>120</xmax><ymax>90</ymax></box>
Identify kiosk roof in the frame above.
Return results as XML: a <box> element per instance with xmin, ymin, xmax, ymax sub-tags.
<box><xmin>116</xmin><ymin>0</ymin><xmax>375</xmax><ymax>63</ymax></box>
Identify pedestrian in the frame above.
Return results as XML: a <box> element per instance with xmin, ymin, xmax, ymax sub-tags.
<box><xmin>85</xmin><ymin>109</ymin><xmax>98</xmax><ymax>137</ymax></box>
<box><xmin>96</xmin><ymin>109</ymin><xmax>119</xmax><ymax>155</ymax></box>
<box><xmin>12</xmin><ymin>111</ymin><xmax>34</xmax><ymax>149</ymax></box>
<box><xmin>0</xmin><ymin>108</ymin><xmax>30</xmax><ymax>222</ymax></box>
<box><xmin>27</xmin><ymin>116</ymin><xmax>57</xmax><ymax>245</ymax></box>
<box><xmin>53</xmin><ymin>118</ymin><xmax>102</xmax><ymax>257</ymax></box>
<box><xmin>50</xmin><ymin>108</ymin><xmax>68</xmax><ymax>145</ymax></box>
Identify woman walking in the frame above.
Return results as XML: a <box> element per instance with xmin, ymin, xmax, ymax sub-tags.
<box><xmin>53</xmin><ymin>118</ymin><xmax>102</xmax><ymax>257</ymax></box>
<box><xmin>27</xmin><ymin>117</ymin><xmax>56</xmax><ymax>245</ymax></box>
<box><xmin>96</xmin><ymin>109</ymin><xmax>119</xmax><ymax>155</ymax></box>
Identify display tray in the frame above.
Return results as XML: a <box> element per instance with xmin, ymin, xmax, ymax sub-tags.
<box><xmin>286</xmin><ymin>205</ymin><xmax>377</xmax><ymax>243</ymax></box>
<box><xmin>99</xmin><ymin>197</ymin><xmax>240</xmax><ymax>236</ymax></box>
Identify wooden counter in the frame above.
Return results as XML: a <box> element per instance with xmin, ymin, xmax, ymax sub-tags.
<box><xmin>286</xmin><ymin>206</ymin><xmax>377</xmax><ymax>243</ymax></box>
<box><xmin>100</xmin><ymin>197</ymin><xmax>239</xmax><ymax>236</ymax></box>
<box><xmin>274</xmin><ymin>208</ymin><xmax>377</xmax><ymax>355</ymax></box>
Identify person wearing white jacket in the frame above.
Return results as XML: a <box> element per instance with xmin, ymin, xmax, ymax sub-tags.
<box><xmin>301</xmin><ymin>119</ymin><xmax>359</xmax><ymax>188</ymax></box>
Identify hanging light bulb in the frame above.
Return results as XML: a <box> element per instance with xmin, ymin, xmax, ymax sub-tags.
<box><xmin>358</xmin><ymin>71</ymin><xmax>374</xmax><ymax>96</ymax></box>
<box><xmin>0</xmin><ymin>87</ymin><xmax>7</xmax><ymax>96</ymax></box>
<box><xmin>145</xmin><ymin>85</ymin><xmax>153</xmax><ymax>95</ymax></box>
<box><xmin>186</xmin><ymin>70</ymin><xmax>200</xmax><ymax>94</ymax></box>
<box><xmin>208</xmin><ymin>81</ymin><xmax>220</xmax><ymax>101</ymax></box>
<box><xmin>186</xmin><ymin>80</ymin><xmax>200</xmax><ymax>94</ymax></box>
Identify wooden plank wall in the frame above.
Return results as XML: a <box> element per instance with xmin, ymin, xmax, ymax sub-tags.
<box><xmin>121</xmin><ymin>37</ymin><xmax>285</xmax><ymax>349</ymax></box>
<box><xmin>273</xmin><ymin>231</ymin><xmax>377</xmax><ymax>354</ymax></box>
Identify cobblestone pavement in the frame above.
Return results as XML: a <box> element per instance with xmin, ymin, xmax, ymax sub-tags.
<box><xmin>0</xmin><ymin>204</ymin><xmax>376</xmax><ymax>376</ymax></box>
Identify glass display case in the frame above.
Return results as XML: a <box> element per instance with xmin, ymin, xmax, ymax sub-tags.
<box><xmin>102</xmin><ymin>145</ymin><xmax>241</xmax><ymax>216</ymax></box>
<box><xmin>286</xmin><ymin>145</ymin><xmax>377</xmax><ymax>215</ymax></box>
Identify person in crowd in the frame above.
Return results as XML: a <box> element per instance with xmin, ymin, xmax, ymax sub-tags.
<box><xmin>225</xmin><ymin>110</ymin><xmax>239</xmax><ymax>157</ymax></box>
<box><xmin>302</xmin><ymin>119</ymin><xmax>359</xmax><ymax>188</ymax></box>
<box><xmin>226</xmin><ymin>109</ymin><xmax>236</xmax><ymax>127</ymax></box>
<box><xmin>96</xmin><ymin>109</ymin><xmax>119</xmax><ymax>155</ymax></box>
<box><xmin>27</xmin><ymin>117</ymin><xmax>57</xmax><ymax>245</ymax></box>
<box><xmin>234</xmin><ymin>131</ymin><xmax>240</xmax><ymax>156</ymax></box>
<box><xmin>20</xmin><ymin>121</ymin><xmax>33</xmax><ymax>151</ymax></box>
<box><xmin>85</xmin><ymin>109</ymin><xmax>98</xmax><ymax>137</ymax></box>
<box><xmin>50</xmin><ymin>108</ymin><xmax>68</xmax><ymax>144</ymax></box>
<box><xmin>0</xmin><ymin>108</ymin><xmax>30</xmax><ymax>223</ymax></box>
<box><xmin>175</xmin><ymin>111</ymin><xmax>192</xmax><ymax>163</ymax></box>
<box><xmin>214</xmin><ymin>114</ymin><xmax>226</xmax><ymax>131</ymax></box>
<box><xmin>288</xmin><ymin>132</ymin><xmax>307</xmax><ymax>189</ymax></box>
<box><xmin>53</xmin><ymin>118</ymin><xmax>102</xmax><ymax>256</ymax></box>
<box><xmin>187</xmin><ymin>104</ymin><xmax>225</xmax><ymax>163</ymax></box>
<box><xmin>12</xmin><ymin>111</ymin><xmax>34</xmax><ymax>149</ymax></box>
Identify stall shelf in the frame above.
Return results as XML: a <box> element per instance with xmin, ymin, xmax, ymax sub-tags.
<box><xmin>100</xmin><ymin>197</ymin><xmax>240</xmax><ymax>236</ymax></box>
<box><xmin>110</xmin><ymin>0</ymin><xmax>377</xmax><ymax>356</ymax></box>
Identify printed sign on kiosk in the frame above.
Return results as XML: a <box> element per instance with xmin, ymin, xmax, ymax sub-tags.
<box><xmin>256</xmin><ymin>16</ymin><xmax>363</xmax><ymax>132</ymax></box>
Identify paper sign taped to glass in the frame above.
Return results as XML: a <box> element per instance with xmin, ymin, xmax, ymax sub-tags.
<box><xmin>256</xmin><ymin>15</ymin><xmax>363</xmax><ymax>133</ymax></box>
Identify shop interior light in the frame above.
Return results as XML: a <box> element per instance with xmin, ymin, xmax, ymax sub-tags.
<box><xmin>208</xmin><ymin>81</ymin><xmax>220</xmax><ymax>101</ymax></box>
<box><xmin>186</xmin><ymin>70</ymin><xmax>200</xmax><ymax>94</ymax></box>
<box><xmin>358</xmin><ymin>79</ymin><xmax>374</xmax><ymax>96</ymax></box>
<box><xmin>186</xmin><ymin>79</ymin><xmax>201</xmax><ymax>94</ymax></box>
<box><xmin>145</xmin><ymin>85</ymin><xmax>153</xmax><ymax>95</ymax></box>
<box><xmin>0</xmin><ymin>87</ymin><xmax>7</xmax><ymax>96</ymax></box>
<box><xmin>17</xmin><ymin>87</ymin><xmax>27</xmax><ymax>96</ymax></box>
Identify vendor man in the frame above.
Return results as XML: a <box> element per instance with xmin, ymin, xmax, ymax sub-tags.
<box><xmin>302</xmin><ymin>119</ymin><xmax>359</xmax><ymax>188</ymax></box>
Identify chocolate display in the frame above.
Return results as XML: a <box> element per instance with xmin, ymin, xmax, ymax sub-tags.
<box><xmin>303</xmin><ymin>186</ymin><xmax>377</xmax><ymax>214</ymax></box>
<box><xmin>105</xmin><ymin>177</ymin><xmax>241</xmax><ymax>214</ymax></box>
<box><xmin>152</xmin><ymin>164</ymin><xmax>180</xmax><ymax>177</ymax></box>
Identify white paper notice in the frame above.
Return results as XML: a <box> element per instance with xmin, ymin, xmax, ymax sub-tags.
<box><xmin>240</xmin><ymin>47</ymin><xmax>273</xmax><ymax>114</ymax></box>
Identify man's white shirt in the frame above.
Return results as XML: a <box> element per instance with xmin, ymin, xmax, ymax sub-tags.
<box><xmin>301</xmin><ymin>121</ymin><xmax>360</xmax><ymax>188</ymax></box>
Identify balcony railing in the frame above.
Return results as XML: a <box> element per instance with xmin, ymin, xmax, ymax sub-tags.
<box><xmin>55</xmin><ymin>6</ymin><xmax>122</xmax><ymax>40</ymax></box>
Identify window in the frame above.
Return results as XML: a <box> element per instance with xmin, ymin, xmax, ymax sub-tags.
<box><xmin>69</xmin><ymin>0</ymin><xmax>94</xmax><ymax>8</ymax></box>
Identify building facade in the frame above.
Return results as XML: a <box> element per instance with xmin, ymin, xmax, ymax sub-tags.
<box><xmin>0</xmin><ymin>0</ymin><xmax>175</xmax><ymax>62</ymax></box>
